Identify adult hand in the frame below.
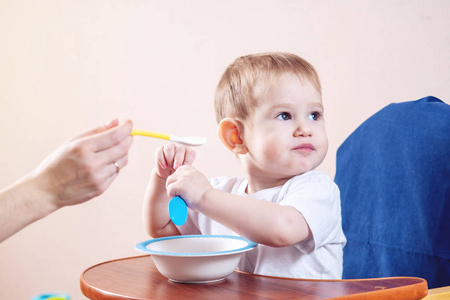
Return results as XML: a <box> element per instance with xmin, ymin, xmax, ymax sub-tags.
<box><xmin>32</xmin><ymin>119</ymin><xmax>134</xmax><ymax>208</ymax></box>
<box><xmin>0</xmin><ymin>119</ymin><xmax>133</xmax><ymax>242</ymax></box>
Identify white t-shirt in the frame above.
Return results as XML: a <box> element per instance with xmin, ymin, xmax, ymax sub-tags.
<box><xmin>177</xmin><ymin>170</ymin><xmax>346</xmax><ymax>279</ymax></box>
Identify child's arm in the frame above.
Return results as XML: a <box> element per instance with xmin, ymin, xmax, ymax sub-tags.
<box><xmin>166</xmin><ymin>166</ymin><xmax>311</xmax><ymax>247</ymax></box>
<box><xmin>202</xmin><ymin>189</ymin><xmax>311</xmax><ymax>247</ymax></box>
<box><xmin>143</xmin><ymin>143</ymin><xmax>196</xmax><ymax>238</ymax></box>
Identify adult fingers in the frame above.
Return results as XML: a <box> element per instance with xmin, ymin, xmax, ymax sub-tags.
<box><xmin>92</xmin><ymin>154</ymin><xmax>128</xmax><ymax>187</ymax></box>
<box><xmin>106</xmin><ymin>154</ymin><xmax>129</xmax><ymax>176</ymax></box>
<box><xmin>93</xmin><ymin>171</ymin><xmax>119</xmax><ymax>199</ymax></box>
<box><xmin>84</xmin><ymin>155</ymin><xmax>128</xmax><ymax>198</ymax></box>
<box><xmin>69</xmin><ymin>119</ymin><xmax>119</xmax><ymax>141</ymax></box>
<box><xmin>82</xmin><ymin>120</ymin><xmax>133</xmax><ymax>153</ymax></box>
<box><xmin>94</xmin><ymin>133</ymin><xmax>133</xmax><ymax>168</ymax></box>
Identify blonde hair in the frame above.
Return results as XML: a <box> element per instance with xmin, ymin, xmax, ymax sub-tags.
<box><xmin>214</xmin><ymin>52</ymin><xmax>321</xmax><ymax>123</ymax></box>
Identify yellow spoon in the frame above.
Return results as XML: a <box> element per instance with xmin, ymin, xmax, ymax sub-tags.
<box><xmin>131</xmin><ymin>129</ymin><xmax>207</xmax><ymax>146</ymax></box>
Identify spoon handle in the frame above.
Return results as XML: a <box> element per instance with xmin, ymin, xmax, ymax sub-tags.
<box><xmin>131</xmin><ymin>129</ymin><xmax>170</xmax><ymax>141</ymax></box>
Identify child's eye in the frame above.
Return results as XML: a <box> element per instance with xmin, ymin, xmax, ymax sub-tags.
<box><xmin>276</xmin><ymin>112</ymin><xmax>292</xmax><ymax>121</ymax></box>
<box><xmin>309</xmin><ymin>112</ymin><xmax>322</xmax><ymax>121</ymax></box>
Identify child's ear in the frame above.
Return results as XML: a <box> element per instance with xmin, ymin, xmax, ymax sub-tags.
<box><xmin>218</xmin><ymin>118</ymin><xmax>248</xmax><ymax>154</ymax></box>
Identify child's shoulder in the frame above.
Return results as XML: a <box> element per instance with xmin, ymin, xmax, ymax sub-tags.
<box><xmin>282</xmin><ymin>171</ymin><xmax>340</xmax><ymax>200</ymax></box>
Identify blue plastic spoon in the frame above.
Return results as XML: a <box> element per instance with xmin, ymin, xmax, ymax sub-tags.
<box><xmin>168</xmin><ymin>196</ymin><xmax>187</xmax><ymax>226</ymax></box>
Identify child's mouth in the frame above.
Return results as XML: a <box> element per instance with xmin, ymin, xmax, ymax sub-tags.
<box><xmin>293</xmin><ymin>143</ymin><xmax>315</xmax><ymax>153</ymax></box>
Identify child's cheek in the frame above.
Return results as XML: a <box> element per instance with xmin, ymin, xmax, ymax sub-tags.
<box><xmin>262</xmin><ymin>145</ymin><xmax>282</xmax><ymax>161</ymax></box>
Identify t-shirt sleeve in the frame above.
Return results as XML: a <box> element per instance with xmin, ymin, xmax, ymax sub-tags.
<box><xmin>280</xmin><ymin>173</ymin><xmax>343</xmax><ymax>254</ymax></box>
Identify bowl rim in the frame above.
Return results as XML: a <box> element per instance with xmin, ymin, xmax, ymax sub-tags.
<box><xmin>135</xmin><ymin>234</ymin><xmax>257</xmax><ymax>257</ymax></box>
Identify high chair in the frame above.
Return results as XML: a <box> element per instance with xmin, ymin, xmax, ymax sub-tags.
<box><xmin>334</xmin><ymin>96</ymin><xmax>450</xmax><ymax>290</ymax></box>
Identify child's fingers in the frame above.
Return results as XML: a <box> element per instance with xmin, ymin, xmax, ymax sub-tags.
<box><xmin>154</xmin><ymin>145</ymin><xmax>168</xmax><ymax>169</ymax></box>
<box><xmin>173</xmin><ymin>147</ymin><xmax>187</xmax><ymax>170</ymax></box>
<box><xmin>173</xmin><ymin>152</ymin><xmax>183</xmax><ymax>170</ymax></box>
<box><xmin>183</xmin><ymin>147</ymin><xmax>196</xmax><ymax>166</ymax></box>
<box><xmin>173</xmin><ymin>145</ymin><xmax>196</xmax><ymax>169</ymax></box>
<box><xmin>162</xmin><ymin>143</ymin><xmax>176</xmax><ymax>169</ymax></box>
<box><xmin>157</xmin><ymin>143</ymin><xmax>195</xmax><ymax>171</ymax></box>
<box><xmin>165</xmin><ymin>171</ymin><xmax>182</xmax><ymax>199</ymax></box>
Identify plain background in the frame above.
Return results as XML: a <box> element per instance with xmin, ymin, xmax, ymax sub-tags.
<box><xmin>1</xmin><ymin>0</ymin><xmax>449</xmax><ymax>299</ymax></box>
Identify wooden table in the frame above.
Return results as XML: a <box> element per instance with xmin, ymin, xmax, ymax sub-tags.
<box><xmin>80</xmin><ymin>255</ymin><xmax>428</xmax><ymax>300</ymax></box>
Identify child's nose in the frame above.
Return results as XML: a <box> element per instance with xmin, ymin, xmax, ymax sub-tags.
<box><xmin>293</xmin><ymin>122</ymin><xmax>312</xmax><ymax>137</ymax></box>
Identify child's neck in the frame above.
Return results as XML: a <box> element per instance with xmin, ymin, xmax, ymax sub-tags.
<box><xmin>245</xmin><ymin>176</ymin><xmax>292</xmax><ymax>195</ymax></box>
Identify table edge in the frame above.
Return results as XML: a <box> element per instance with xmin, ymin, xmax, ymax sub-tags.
<box><xmin>80</xmin><ymin>255</ymin><xmax>428</xmax><ymax>300</ymax></box>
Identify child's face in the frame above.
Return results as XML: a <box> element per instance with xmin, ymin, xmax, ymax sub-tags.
<box><xmin>240</xmin><ymin>73</ymin><xmax>328</xmax><ymax>180</ymax></box>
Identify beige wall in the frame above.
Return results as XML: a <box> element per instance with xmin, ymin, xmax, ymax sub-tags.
<box><xmin>1</xmin><ymin>0</ymin><xmax>449</xmax><ymax>298</ymax></box>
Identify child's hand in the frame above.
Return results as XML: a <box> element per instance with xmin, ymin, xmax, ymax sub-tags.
<box><xmin>166</xmin><ymin>165</ymin><xmax>212</xmax><ymax>211</ymax></box>
<box><xmin>154</xmin><ymin>143</ymin><xmax>196</xmax><ymax>180</ymax></box>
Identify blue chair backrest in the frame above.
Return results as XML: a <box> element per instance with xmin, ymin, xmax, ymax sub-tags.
<box><xmin>334</xmin><ymin>96</ymin><xmax>450</xmax><ymax>288</ymax></box>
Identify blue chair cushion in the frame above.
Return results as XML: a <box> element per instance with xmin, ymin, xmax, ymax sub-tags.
<box><xmin>335</xmin><ymin>96</ymin><xmax>450</xmax><ymax>288</ymax></box>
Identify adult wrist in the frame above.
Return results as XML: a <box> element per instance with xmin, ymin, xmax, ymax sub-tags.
<box><xmin>26</xmin><ymin>170</ymin><xmax>61</xmax><ymax>213</ymax></box>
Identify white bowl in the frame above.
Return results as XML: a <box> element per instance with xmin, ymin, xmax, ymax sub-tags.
<box><xmin>136</xmin><ymin>235</ymin><xmax>257</xmax><ymax>283</ymax></box>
